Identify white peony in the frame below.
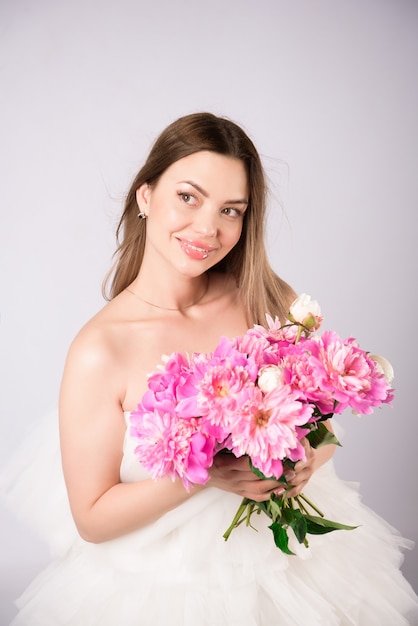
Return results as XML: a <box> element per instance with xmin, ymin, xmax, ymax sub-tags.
<box><xmin>257</xmin><ymin>365</ymin><xmax>284</xmax><ymax>394</ymax></box>
<box><xmin>369</xmin><ymin>354</ymin><xmax>394</xmax><ymax>384</ymax></box>
<box><xmin>289</xmin><ymin>293</ymin><xmax>322</xmax><ymax>331</ymax></box>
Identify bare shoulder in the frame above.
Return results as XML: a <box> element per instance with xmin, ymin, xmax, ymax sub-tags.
<box><xmin>63</xmin><ymin>299</ymin><xmax>132</xmax><ymax>381</ymax></box>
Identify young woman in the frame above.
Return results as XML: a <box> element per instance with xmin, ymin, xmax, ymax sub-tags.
<box><xmin>4</xmin><ymin>113</ymin><xmax>418</xmax><ymax>624</ymax></box>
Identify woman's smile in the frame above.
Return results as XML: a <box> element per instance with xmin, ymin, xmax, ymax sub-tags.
<box><xmin>176</xmin><ymin>237</ymin><xmax>217</xmax><ymax>260</ymax></box>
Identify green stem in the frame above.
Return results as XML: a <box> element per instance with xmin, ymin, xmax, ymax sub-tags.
<box><xmin>295</xmin><ymin>325</ymin><xmax>303</xmax><ymax>344</ymax></box>
<box><xmin>246</xmin><ymin>502</ymin><xmax>255</xmax><ymax>526</ymax></box>
<box><xmin>296</xmin><ymin>493</ymin><xmax>324</xmax><ymax>517</ymax></box>
<box><xmin>223</xmin><ymin>498</ymin><xmax>250</xmax><ymax>541</ymax></box>
<box><xmin>294</xmin><ymin>496</ymin><xmax>309</xmax><ymax>516</ymax></box>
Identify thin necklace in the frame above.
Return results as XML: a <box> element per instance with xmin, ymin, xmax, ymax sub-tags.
<box><xmin>125</xmin><ymin>274</ymin><xmax>210</xmax><ymax>311</ymax></box>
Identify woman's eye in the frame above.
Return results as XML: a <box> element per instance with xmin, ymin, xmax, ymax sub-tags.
<box><xmin>178</xmin><ymin>192</ymin><xmax>196</xmax><ymax>205</ymax></box>
<box><xmin>221</xmin><ymin>207</ymin><xmax>243</xmax><ymax>218</ymax></box>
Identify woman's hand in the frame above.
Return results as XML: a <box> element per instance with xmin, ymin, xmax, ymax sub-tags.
<box><xmin>281</xmin><ymin>438</ymin><xmax>316</xmax><ymax>498</ymax></box>
<box><xmin>209</xmin><ymin>437</ymin><xmax>322</xmax><ymax>502</ymax></box>
<box><xmin>208</xmin><ymin>452</ymin><xmax>285</xmax><ymax>502</ymax></box>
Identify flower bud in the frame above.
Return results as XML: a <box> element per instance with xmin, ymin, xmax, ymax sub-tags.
<box><xmin>257</xmin><ymin>365</ymin><xmax>284</xmax><ymax>393</ymax></box>
<box><xmin>288</xmin><ymin>294</ymin><xmax>323</xmax><ymax>331</ymax></box>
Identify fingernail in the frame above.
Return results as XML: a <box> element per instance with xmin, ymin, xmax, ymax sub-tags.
<box><xmin>285</xmin><ymin>471</ymin><xmax>295</xmax><ymax>480</ymax></box>
<box><xmin>274</xmin><ymin>488</ymin><xmax>285</xmax><ymax>496</ymax></box>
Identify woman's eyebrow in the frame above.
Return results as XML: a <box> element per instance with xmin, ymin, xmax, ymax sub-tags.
<box><xmin>177</xmin><ymin>179</ymin><xmax>248</xmax><ymax>204</ymax></box>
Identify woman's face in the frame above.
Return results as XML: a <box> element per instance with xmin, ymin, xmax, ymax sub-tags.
<box><xmin>136</xmin><ymin>151</ymin><xmax>248</xmax><ymax>277</ymax></box>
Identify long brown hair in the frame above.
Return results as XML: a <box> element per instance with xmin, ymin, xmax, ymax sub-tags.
<box><xmin>103</xmin><ymin>112</ymin><xmax>295</xmax><ymax>324</ymax></box>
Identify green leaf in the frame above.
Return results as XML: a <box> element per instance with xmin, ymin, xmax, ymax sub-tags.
<box><xmin>307</xmin><ymin>515</ymin><xmax>357</xmax><ymax>530</ymax></box>
<box><xmin>269</xmin><ymin>522</ymin><xmax>295</xmax><ymax>555</ymax></box>
<box><xmin>306</xmin><ymin>422</ymin><xmax>341</xmax><ymax>449</ymax></box>
<box><xmin>290</xmin><ymin>512</ymin><xmax>308</xmax><ymax>544</ymax></box>
<box><xmin>279</xmin><ymin>508</ymin><xmax>308</xmax><ymax>544</ymax></box>
<box><xmin>267</xmin><ymin>497</ymin><xmax>283</xmax><ymax>521</ymax></box>
<box><xmin>280</xmin><ymin>507</ymin><xmax>295</xmax><ymax>524</ymax></box>
<box><xmin>305</xmin><ymin>515</ymin><xmax>357</xmax><ymax>535</ymax></box>
<box><xmin>256</xmin><ymin>500</ymin><xmax>271</xmax><ymax>515</ymax></box>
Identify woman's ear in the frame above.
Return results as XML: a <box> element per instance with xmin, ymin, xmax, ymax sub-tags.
<box><xmin>136</xmin><ymin>184</ymin><xmax>151</xmax><ymax>216</ymax></box>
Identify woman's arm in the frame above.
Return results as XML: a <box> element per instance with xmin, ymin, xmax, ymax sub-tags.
<box><xmin>59</xmin><ymin>327</ymin><xmax>202</xmax><ymax>543</ymax></box>
<box><xmin>59</xmin><ymin>327</ymin><xmax>283</xmax><ymax>543</ymax></box>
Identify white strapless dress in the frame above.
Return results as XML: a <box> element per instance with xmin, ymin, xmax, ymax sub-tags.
<box><xmin>1</xmin><ymin>410</ymin><xmax>417</xmax><ymax>625</ymax></box>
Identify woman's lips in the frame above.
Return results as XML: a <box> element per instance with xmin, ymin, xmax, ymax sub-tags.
<box><xmin>177</xmin><ymin>238</ymin><xmax>216</xmax><ymax>260</ymax></box>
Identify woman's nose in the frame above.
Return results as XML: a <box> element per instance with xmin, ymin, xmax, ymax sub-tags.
<box><xmin>193</xmin><ymin>207</ymin><xmax>218</xmax><ymax>236</ymax></box>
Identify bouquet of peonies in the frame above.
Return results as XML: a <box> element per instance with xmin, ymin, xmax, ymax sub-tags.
<box><xmin>130</xmin><ymin>294</ymin><xmax>394</xmax><ymax>554</ymax></box>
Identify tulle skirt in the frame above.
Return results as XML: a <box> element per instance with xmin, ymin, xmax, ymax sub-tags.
<box><xmin>1</xmin><ymin>410</ymin><xmax>417</xmax><ymax>626</ymax></box>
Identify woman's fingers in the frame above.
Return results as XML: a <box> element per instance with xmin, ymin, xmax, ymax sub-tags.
<box><xmin>210</xmin><ymin>453</ymin><xmax>285</xmax><ymax>500</ymax></box>
<box><xmin>210</xmin><ymin>446</ymin><xmax>317</xmax><ymax>501</ymax></box>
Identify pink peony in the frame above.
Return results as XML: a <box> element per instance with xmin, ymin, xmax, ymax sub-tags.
<box><xmin>226</xmin><ymin>385</ymin><xmax>313</xmax><ymax>478</ymax></box>
<box><xmin>143</xmin><ymin>351</ymin><xmax>192</xmax><ymax>415</ymax></box>
<box><xmin>130</xmin><ymin>406</ymin><xmax>214</xmax><ymax>490</ymax></box>
<box><xmin>175</xmin><ymin>343</ymin><xmax>257</xmax><ymax>442</ymax></box>
<box><xmin>279</xmin><ymin>340</ymin><xmax>335</xmax><ymax>415</ymax></box>
<box><xmin>315</xmin><ymin>331</ymin><xmax>393</xmax><ymax>414</ymax></box>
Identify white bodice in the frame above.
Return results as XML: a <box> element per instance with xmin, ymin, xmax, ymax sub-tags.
<box><xmin>119</xmin><ymin>411</ymin><xmax>150</xmax><ymax>483</ymax></box>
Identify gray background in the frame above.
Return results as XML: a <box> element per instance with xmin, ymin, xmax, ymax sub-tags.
<box><xmin>1</xmin><ymin>0</ymin><xmax>417</xmax><ymax>622</ymax></box>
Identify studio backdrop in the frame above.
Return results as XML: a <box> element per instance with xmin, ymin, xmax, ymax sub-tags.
<box><xmin>1</xmin><ymin>0</ymin><xmax>417</xmax><ymax>623</ymax></box>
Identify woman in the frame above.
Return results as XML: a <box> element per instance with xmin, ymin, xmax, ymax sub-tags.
<box><xmin>5</xmin><ymin>113</ymin><xmax>418</xmax><ymax>624</ymax></box>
